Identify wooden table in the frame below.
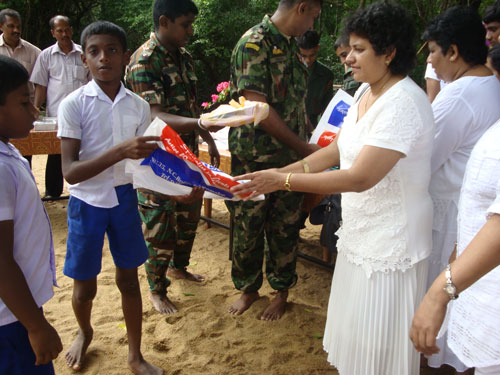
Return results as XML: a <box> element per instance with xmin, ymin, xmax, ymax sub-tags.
<box><xmin>198</xmin><ymin>143</ymin><xmax>231</xmax><ymax>228</ymax></box>
<box><xmin>10</xmin><ymin>130</ymin><xmax>60</xmax><ymax>155</ymax></box>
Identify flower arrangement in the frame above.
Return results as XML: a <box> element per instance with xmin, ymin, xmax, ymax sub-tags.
<box><xmin>202</xmin><ymin>81</ymin><xmax>230</xmax><ymax>110</ymax></box>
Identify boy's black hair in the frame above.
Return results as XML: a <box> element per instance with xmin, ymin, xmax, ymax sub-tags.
<box><xmin>343</xmin><ymin>1</ymin><xmax>416</xmax><ymax>76</ymax></box>
<box><xmin>153</xmin><ymin>0</ymin><xmax>198</xmax><ymax>30</ymax></box>
<box><xmin>483</xmin><ymin>2</ymin><xmax>500</xmax><ymax>24</ymax></box>
<box><xmin>279</xmin><ymin>0</ymin><xmax>323</xmax><ymax>8</ymax></box>
<box><xmin>423</xmin><ymin>6</ymin><xmax>487</xmax><ymax>66</ymax></box>
<box><xmin>334</xmin><ymin>31</ymin><xmax>350</xmax><ymax>50</ymax></box>
<box><xmin>489</xmin><ymin>44</ymin><xmax>500</xmax><ymax>74</ymax></box>
<box><xmin>296</xmin><ymin>30</ymin><xmax>320</xmax><ymax>49</ymax></box>
<box><xmin>0</xmin><ymin>55</ymin><xmax>29</xmax><ymax>105</ymax></box>
<box><xmin>49</xmin><ymin>15</ymin><xmax>71</xmax><ymax>30</ymax></box>
<box><xmin>0</xmin><ymin>8</ymin><xmax>21</xmax><ymax>24</ymax></box>
<box><xmin>80</xmin><ymin>21</ymin><xmax>127</xmax><ymax>52</ymax></box>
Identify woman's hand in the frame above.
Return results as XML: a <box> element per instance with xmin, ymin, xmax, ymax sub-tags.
<box><xmin>409</xmin><ymin>290</ymin><xmax>448</xmax><ymax>355</ymax></box>
<box><xmin>230</xmin><ymin>169</ymin><xmax>283</xmax><ymax>199</ymax></box>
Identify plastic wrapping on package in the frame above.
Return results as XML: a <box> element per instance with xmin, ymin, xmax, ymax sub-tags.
<box><xmin>125</xmin><ymin>117</ymin><xmax>263</xmax><ymax>200</ymax></box>
<box><xmin>200</xmin><ymin>96</ymin><xmax>269</xmax><ymax>127</ymax></box>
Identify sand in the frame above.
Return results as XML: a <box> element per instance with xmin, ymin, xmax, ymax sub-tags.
<box><xmin>31</xmin><ymin>155</ymin><xmax>338</xmax><ymax>375</ymax></box>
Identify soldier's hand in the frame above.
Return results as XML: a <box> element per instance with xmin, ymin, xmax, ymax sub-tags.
<box><xmin>172</xmin><ymin>186</ymin><xmax>204</xmax><ymax>204</ymax></box>
<box><xmin>301</xmin><ymin>143</ymin><xmax>321</xmax><ymax>157</ymax></box>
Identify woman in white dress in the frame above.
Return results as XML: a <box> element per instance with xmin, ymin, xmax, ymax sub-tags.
<box><xmin>410</xmin><ymin>46</ymin><xmax>500</xmax><ymax>375</ymax></box>
<box><xmin>230</xmin><ymin>2</ymin><xmax>434</xmax><ymax>374</ymax></box>
<box><xmin>422</xmin><ymin>6</ymin><xmax>500</xmax><ymax>373</ymax></box>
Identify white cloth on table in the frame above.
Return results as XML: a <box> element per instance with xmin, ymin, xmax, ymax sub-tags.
<box><xmin>0</xmin><ymin>142</ymin><xmax>56</xmax><ymax>326</ymax></box>
<box><xmin>30</xmin><ymin>42</ymin><xmax>90</xmax><ymax>117</ymax></box>
<box><xmin>446</xmin><ymin>120</ymin><xmax>500</xmax><ymax>368</ymax></box>
<box><xmin>57</xmin><ymin>80</ymin><xmax>151</xmax><ymax>208</ymax></box>
<box><xmin>323</xmin><ymin>77</ymin><xmax>434</xmax><ymax>375</ymax></box>
<box><xmin>426</xmin><ymin>75</ymin><xmax>500</xmax><ymax>370</ymax></box>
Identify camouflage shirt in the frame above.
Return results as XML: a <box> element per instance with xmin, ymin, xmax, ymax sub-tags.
<box><xmin>306</xmin><ymin>60</ymin><xmax>334</xmax><ymax>128</ymax></box>
<box><xmin>229</xmin><ymin>15</ymin><xmax>308</xmax><ymax>167</ymax></box>
<box><xmin>343</xmin><ymin>67</ymin><xmax>361</xmax><ymax>97</ymax></box>
<box><xmin>125</xmin><ymin>32</ymin><xmax>199</xmax><ymax>154</ymax></box>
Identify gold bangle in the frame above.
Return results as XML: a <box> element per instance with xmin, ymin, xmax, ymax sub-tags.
<box><xmin>299</xmin><ymin>159</ymin><xmax>309</xmax><ymax>173</ymax></box>
<box><xmin>284</xmin><ymin>172</ymin><xmax>292</xmax><ymax>191</ymax></box>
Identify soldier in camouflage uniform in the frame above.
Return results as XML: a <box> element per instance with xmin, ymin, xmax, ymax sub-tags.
<box><xmin>125</xmin><ymin>0</ymin><xmax>220</xmax><ymax>314</ymax></box>
<box><xmin>227</xmin><ymin>0</ymin><xmax>322</xmax><ymax>321</ymax></box>
<box><xmin>334</xmin><ymin>33</ymin><xmax>361</xmax><ymax>97</ymax></box>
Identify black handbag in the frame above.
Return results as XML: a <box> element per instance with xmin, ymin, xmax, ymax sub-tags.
<box><xmin>309</xmin><ymin>194</ymin><xmax>342</xmax><ymax>253</ymax></box>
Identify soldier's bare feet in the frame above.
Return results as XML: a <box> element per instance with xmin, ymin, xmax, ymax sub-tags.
<box><xmin>149</xmin><ymin>292</ymin><xmax>178</xmax><ymax>314</ymax></box>
<box><xmin>167</xmin><ymin>267</ymin><xmax>205</xmax><ymax>282</ymax></box>
<box><xmin>128</xmin><ymin>355</ymin><xmax>163</xmax><ymax>375</ymax></box>
<box><xmin>228</xmin><ymin>292</ymin><xmax>260</xmax><ymax>315</ymax></box>
<box><xmin>65</xmin><ymin>327</ymin><xmax>93</xmax><ymax>370</ymax></box>
<box><xmin>261</xmin><ymin>290</ymin><xmax>288</xmax><ymax>321</ymax></box>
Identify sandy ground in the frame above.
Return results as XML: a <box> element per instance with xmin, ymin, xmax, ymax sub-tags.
<box><xmin>31</xmin><ymin>155</ymin><xmax>339</xmax><ymax>375</ymax></box>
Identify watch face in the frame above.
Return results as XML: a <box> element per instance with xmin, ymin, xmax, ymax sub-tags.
<box><xmin>445</xmin><ymin>284</ymin><xmax>456</xmax><ymax>295</ymax></box>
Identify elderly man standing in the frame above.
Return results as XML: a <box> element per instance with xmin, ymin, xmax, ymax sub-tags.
<box><xmin>30</xmin><ymin>15</ymin><xmax>90</xmax><ymax>199</ymax></box>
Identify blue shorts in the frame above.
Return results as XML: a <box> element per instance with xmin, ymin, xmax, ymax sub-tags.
<box><xmin>64</xmin><ymin>184</ymin><xmax>149</xmax><ymax>280</ymax></box>
<box><xmin>0</xmin><ymin>319</ymin><xmax>55</xmax><ymax>375</ymax></box>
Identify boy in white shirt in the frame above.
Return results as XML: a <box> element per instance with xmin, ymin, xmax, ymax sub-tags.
<box><xmin>0</xmin><ymin>55</ymin><xmax>62</xmax><ymax>375</ymax></box>
<box><xmin>57</xmin><ymin>21</ymin><xmax>162</xmax><ymax>375</ymax></box>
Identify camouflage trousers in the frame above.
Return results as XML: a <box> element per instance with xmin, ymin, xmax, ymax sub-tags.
<box><xmin>228</xmin><ymin>189</ymin><xmax>304</xmax><ymax>293</ymax></box>
<box><xmin>137</xmin><ymin>189</ymin><xmax>202</xmax><ymax>295</ymax></box>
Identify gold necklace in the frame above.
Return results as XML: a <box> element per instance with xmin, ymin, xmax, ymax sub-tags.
<box><xmin>363</xmin><ymin>76</ymin><xmax>392</xmax><ymax>114</ymax></box>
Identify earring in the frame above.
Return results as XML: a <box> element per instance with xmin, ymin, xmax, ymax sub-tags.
<box><xmin>385</xmin><ymin>60</ymin><xmax>390</xmax><ymax>66</ymax></box>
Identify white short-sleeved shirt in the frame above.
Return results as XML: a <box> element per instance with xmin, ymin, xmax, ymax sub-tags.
<box><xmin>57</xmin><ymin>80</ymin><xmax>151</xmax><ymax>208</ymax></box>
<box><xmin>424</xmin><ymin>63</ymin><xmax>447</xmax><ymax>89</ymax></box>
<box><xmin>0</xmin><ymin>35</ymin><xmax>40</xmax><ymax>99</ymax></box>
<box><xmin>30</xmin><ymin>42</ymin><xmax>90</xmax><ymax>116</ymax></box>
<box><xmin>429</xmin><ymin>75</ymin><xmax>500</xmax><ymax>205</ymax></box>
<box><xmin>0</xmin><ymin>142</ymin><xmax>56</xmax><ymax>326</ymax></box>
<box><xmin>336</xmin><ymin>77</ymin><xmax>435</xmax><ymax>277</ymax></box>
<box><xmin>447</xmin><ymin>120</ymin><xmax>500</xmax><ymax>368</ymax></box>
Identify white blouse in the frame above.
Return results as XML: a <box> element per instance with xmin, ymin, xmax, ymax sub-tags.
<box><xmin>336</xmin><ymin>77</ymin><xmax>434</xmax><ymax>277</ymax></box>
<box><xmin>447</xmin><ymin>119</ymin><xmax>500</xmax><ymax>368</ymax></box>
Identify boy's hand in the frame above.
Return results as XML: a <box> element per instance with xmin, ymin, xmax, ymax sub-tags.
<box><xmin>28</xmin><ymin>320</ymin><xmax>63</xmax><ymax>365</ymax></box>
<box><xmin>119</xmin><ymin>136</ymin><xmax>161</xmax><ymax>160</ymax></box>
<box><xmin>172</xmin><ymin>186</ymin><xmax>204</xmax><ymax>204</ymax></box>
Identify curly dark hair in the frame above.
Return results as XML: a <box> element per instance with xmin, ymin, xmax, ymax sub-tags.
<box><xmin>489</xmin><ymin>44</ymin><xmax>500</xmax><ymax>74</ymax></box>
<box><xmin>342</xmin><ymin>1</ymin><xmax>416</xmax><ymax>76</ymax></box>
<box><xmin>423</xmin><ymin>6</ymin><xmax>487</xmax><ymax>66</ymax></box>
<box><xmin>483</xmin><ymin>1</ymin><xmax>500</xmax><ymax>24</ymax></box>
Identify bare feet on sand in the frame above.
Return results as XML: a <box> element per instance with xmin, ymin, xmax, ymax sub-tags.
<box><xmin>149</xmin><ymin>292</ymin><xmax>178</xmax><ymax>314</ymax></box>
<box><xmin>167</xmin><ymin>267</ymin><xmax>205</xmax><ymax>282</ymax></box>
<box><xmin>128</xmin><ymin>355</ymin><xmax>164</xmax><ymax>375</ymax></box>
<box><xmin>66</xmin><ymin>328</ymin><xmax>93</xmax><ymax>370</ymax></box>
<box><xmin>228</xmin><ymin>292</ymin><xmax>260</xmax><ymax>316</ymax></box>
<box><xmin>260</xmin><ymin>290</ymin><xmax>288</xmax><ymax>321</ymax></box>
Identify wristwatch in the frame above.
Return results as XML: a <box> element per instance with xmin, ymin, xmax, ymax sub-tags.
<box><xmin>444</xmin><ymin>264</ymin><xmax>459</xmax><ymax>300</ymax></box>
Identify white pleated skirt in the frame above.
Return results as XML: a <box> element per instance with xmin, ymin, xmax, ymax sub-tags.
<box><xmin>323</xmin><ymin>252</ymin><xmax>429</xmax><ymax>375</ymax></box>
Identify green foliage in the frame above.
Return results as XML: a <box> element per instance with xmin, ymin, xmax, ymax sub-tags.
<box><xmin>1</xmin><ymin>0</ymin><xmax>496</xmax><ymax>99</ymax></box>
<box><xmin>189</xmin><ymin>0</ymin><xmax>279</xmax><ymax>101</ymax></box>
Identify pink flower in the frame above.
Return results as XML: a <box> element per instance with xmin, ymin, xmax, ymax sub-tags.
<box><xmin>222</xmin><ymin>81</ymin><xmax>230</xmax><ymax>90</ymax></box>
<box><xmin>201</xmin><ymin>102</ymin><xmax>210</xmax><ymax>109</ymax></box>
<box><xmin>211</xmin><ymin>94</ymin><xmax>219</xmax><ymax>103</ymax></box>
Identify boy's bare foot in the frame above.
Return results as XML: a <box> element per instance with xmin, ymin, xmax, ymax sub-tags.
<box><xmin>128</xmin><ymin>356</ymin><xmax>163</xmax><ymax>375</ymax></box>
<box><xmin>228</xmin><ymin>292</ymin><xmax>259</xmax><ymax>316</ymax></box>
<box><xmin>149</xmin><ymin>292</ymin><xmax>178</xmax><ymax>314</ymax></box>
<box><xmin>66</xmin><ymin>327</ymin><xmax>93</xmax><ymax>370</ymax></box>
<box><xmin>261</xmin><ymin>290</ymin><xmax>288</xmax><ymax>321</ymax></box>
<box><xmin>167</xmin><ymin>267</ymin><xmax>205</xmax><ymax>282</ymax></box>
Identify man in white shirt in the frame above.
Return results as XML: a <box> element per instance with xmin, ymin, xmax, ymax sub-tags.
<box><xmin>31</xmin><ymin>15</ymin><xmax>90</xmax><ymax>199</ymax></box>
<box><xmin>0</xmin><ymin>8</ymin><xmax>40</xmax><ymax>89</ymax></box>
